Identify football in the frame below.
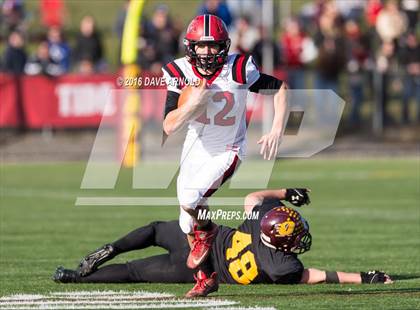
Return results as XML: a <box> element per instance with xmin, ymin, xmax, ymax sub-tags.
<box><xmin>178</xmin><ymin>79</ymin><xmax>204</xmax><ymax>108</ymax></box>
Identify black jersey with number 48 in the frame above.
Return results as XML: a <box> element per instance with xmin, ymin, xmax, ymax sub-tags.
<box><xmin>210</xmin><ymin>198</ymin><xmax>304</xmax><ymax>284</ymax></box>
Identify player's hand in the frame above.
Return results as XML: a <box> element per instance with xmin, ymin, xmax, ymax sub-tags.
<box><xmin>361</xmin><ymin>270</ymin><xmax>394</xmax><ymax>284</ymax></box>
<box><xmin>257</xmin><ymin>131</ymin><xmax>281</xmax><ymax>160</ymax></box>
<box><xmin>285</xmin><ymin>188</ymin><xmax>311</xmax><ymax>207</ymax></box>
<box><xmin>188</xmin><ymin>79</ymin><xmax>210</xmax><ymax>110</ymax></box>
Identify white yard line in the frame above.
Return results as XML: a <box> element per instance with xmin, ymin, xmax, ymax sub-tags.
<box><xmin>0</xmin><ymin>300</ymin><xmax>236</xmax><ymax>306</ymax></box>
<box><xmin>0</xmin><ymin>295</ymin><xmax>45</xmax><ymax>301</ymax></box>
<box><xmin>0</xmin><ymin>301</ymin><xmax>238</xmax><ymax>310</ymax></box>
<box><xmin>51</xmin><ymin>290</ymin><xmax>173</xmax><ymax>298</ymax></box>
<box><xmin>1</xmin><ymin>304</ymin><xmax>237</xmax><ymax>310</ymax></box>
<box><xmin>0</xmin><ymin>291</ymin><xmax>238</xmax><ymax>310</ymax></box>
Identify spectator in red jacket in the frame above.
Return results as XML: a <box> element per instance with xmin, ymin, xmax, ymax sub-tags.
<box><xmin>344</xmin><ymin>19</ymin><xmax>371</xmax><ymax>126</ymax></box>
<box><xmin>40</xmin><ymin>0</ymin><xmax>65</xmax><ymax>28</ymax></box>
<box><xmin>365</xmin><ymin>0</ymin><xmax>383</xmax><ymax>27</ymax></box>
<box><xmin>280</xmin><ymin>18</ymin><xmax>307</xmax><ymax>89</ymax></box>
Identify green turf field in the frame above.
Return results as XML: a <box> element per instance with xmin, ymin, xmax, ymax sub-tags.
<box><xmin>0</xmin><ymin>158</ymin><xmax>419</xmax><ymax>309</ymax></box>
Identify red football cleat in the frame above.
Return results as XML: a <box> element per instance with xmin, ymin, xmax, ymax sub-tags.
<box><xmin>187</xmin><ymin>223</ymin><xmax>218</xmax><ymax>269</ymax></box>
<box><xmin>185</xmin><ymin>270</ymin><xmax>219</xmax><ymax>298</ymax></box>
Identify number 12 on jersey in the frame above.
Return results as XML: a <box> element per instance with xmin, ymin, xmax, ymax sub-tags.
<box><xmin>196</xmin><ymin>91</ymin><xmax>236</xmax><ymax>126</ymax></box>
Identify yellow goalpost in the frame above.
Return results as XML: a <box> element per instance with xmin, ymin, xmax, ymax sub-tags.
<box><xmin>120</xmin><ymin>0</ymin><xmax>146</xmax><ymax>167</ymax></box>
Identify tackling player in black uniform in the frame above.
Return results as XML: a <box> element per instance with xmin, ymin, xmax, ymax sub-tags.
<box><xmin>53</xmin><ymin>188</ymin><xmax>392</xmax><ymax>297</ymax></box>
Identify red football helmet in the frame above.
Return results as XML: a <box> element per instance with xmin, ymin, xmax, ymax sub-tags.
<box><xmin>184</xmin><ymin>14</ymin><xmax>231</xmax><ymax>70</ymax></box>
<box><xmin>260</xmin><ymin>206</ymin><xmax>312</xmax><ymax>254</ymax></box>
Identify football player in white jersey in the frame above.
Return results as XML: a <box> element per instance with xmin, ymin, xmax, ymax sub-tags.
<box><xmin>162</xmin><ymin>14</ymin><xmax>288</xmax><ymax>296</ymax></box>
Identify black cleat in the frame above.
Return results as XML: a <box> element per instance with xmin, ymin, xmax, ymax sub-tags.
<box><xmin>361</xmin><ymin>270</ymin><xmax>393</xmax><ymax>284</ymax></box>
<box><xmin>53</xmin><ymin>266</ymin><xmax>79</xmax><ymax>283</ymax></box>
<box><xmin>77</xmin><ymin>244</ymin><xmax>116</xmax><ymax>277</ymax></box>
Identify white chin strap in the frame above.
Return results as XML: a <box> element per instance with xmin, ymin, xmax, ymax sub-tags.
<box><xmin>260</xmin><ymin>232</ymin><xmax>298</xmax><ymax>253</ymax></box>
<box><xmin>260</xmin><ymin>232</ymin><xmax>277</xmax><ymax>250</ymax></box>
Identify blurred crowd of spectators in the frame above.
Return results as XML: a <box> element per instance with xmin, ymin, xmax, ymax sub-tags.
<box><xmin>228</xmin><ymin>0</ymin><xmax>419</xmax><ymax>125</ymax></box>
<box><xmin>1</xmin><ymin>0</ymin><xmax>419</xmax><ymax>125</ymax></box>
<box><xmin>1</xmin><ymin>0</ymin><xmax>104</xmax><ymax>75</ymax></box>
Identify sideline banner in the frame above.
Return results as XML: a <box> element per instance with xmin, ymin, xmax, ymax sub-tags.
<box><xmin>21</xmin><ymin>74</ymin><xmax>118</xmax><ymax>128</ymax></box>
<box><xmin>0</xmin><ymin>70</ymin><xmax>282</xmax><ymax>128</ymax></box>
<box><xmin>0</xmin><ymin>73</ymin><xmax>21</xmax><ymax>127</ymax></box>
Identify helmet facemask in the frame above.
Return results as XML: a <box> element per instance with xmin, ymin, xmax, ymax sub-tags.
<box><xmin>290</xmin><ymin>218</ymin><xmax>312</xmax><ymax>254</ymax></box>
<box><xmin>184</xmin><ymin>39</ymin><xmax>231</xmax><ymax>71</ymax></box>
<box><xmin>291</xmin><ymin>231</ymin><xmax>312</xmax><ymax>254</ymax></box>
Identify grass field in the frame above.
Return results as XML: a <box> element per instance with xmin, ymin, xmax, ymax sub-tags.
<box><xmin>0</xmin><ymin>158</ymin><xmax>419</xmax><ymax>309</ymax></box>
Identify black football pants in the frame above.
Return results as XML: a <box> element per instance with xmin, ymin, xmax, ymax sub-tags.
<box><xmin>77</xmin><ymin>221</ymin><xmax>195</xmax><ymax>283</ymax></box>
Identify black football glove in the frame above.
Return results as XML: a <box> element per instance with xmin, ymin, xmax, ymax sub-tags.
<box><xmin>360</xmin><ymin>270</ymin><xmax>392</xmax><ymax>284</ymax></box>
<box><xmin>285</xmin><ymin>188</ymin><xmax>311</xmax><ymax>207</ymax></box>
